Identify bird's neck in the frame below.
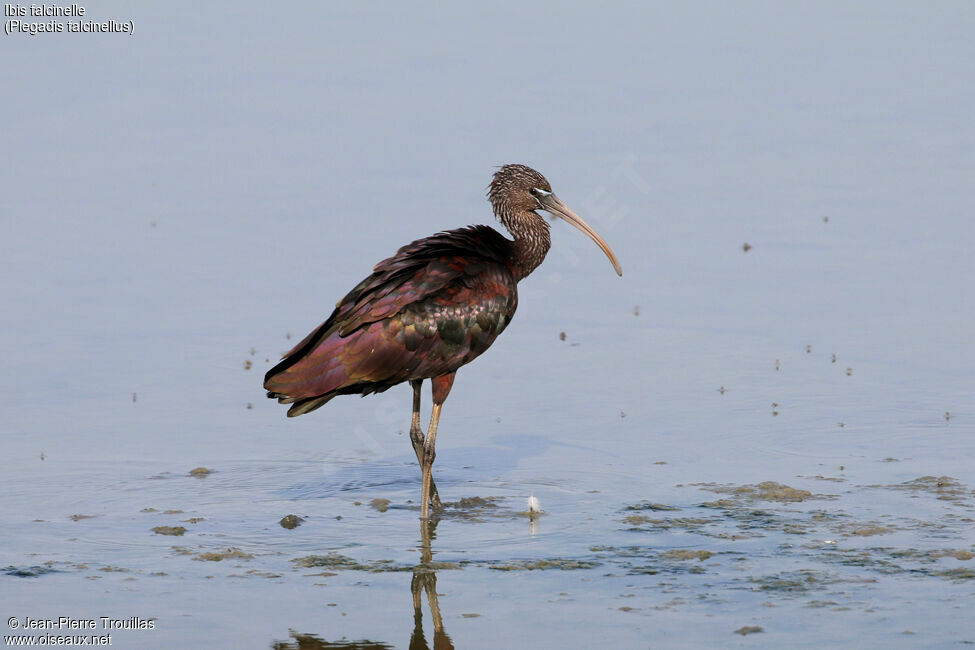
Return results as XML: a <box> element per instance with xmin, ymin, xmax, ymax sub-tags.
<box><xmin>505</xmin><ymin>212</ymin><xmax>552</xmax><ymax>281</ymax></box>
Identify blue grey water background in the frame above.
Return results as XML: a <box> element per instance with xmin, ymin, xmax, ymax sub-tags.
<box><xmin>2</xmin><ymin>2</ymin><xmax>973</xmax><ymax>648</ymax></box>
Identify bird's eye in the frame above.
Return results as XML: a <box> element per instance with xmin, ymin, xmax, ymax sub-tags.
<box><xmin>529</xmin><ymin>188</ymin><xmax>539</xmax><ymax>197</ymax></box>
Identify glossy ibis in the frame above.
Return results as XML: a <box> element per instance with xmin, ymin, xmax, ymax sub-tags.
<box><xmin>264</xmin><ymin>164</ymin><xmax>622</xmax><ymax>519</ymax></box>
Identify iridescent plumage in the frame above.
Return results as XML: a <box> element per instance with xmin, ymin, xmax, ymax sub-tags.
<box><xmin>264</xmin><ymin>225</ymin><xmax>518</xmax><ymax>416</ymax></box>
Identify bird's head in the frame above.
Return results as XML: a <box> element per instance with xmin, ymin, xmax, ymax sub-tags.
<box><xmin>488</xmin><ymin>164</ymin><xmax>554</xmax><ymax>218</ymax></box>
<box><xmin>488</xmin><ymin>164</ymin><xmax>622</xmax><ymax>276</ymax></box>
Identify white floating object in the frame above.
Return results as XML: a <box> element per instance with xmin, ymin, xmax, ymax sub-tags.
<box><xmin>527</xmin><ymin>494</ymin><xmax>542</xmax><ymax>514</ymax></box>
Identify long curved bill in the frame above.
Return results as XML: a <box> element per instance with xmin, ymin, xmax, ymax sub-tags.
<box><xmin>538</xmin><ymin>193</ymin><xmax>623</xmax><ymax>276</ymax></box>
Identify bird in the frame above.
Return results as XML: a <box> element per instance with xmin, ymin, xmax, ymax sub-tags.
<box><xmin>264</xmin><ymin>164</ymin><xmax>622</xmax><ymax>519</ymax></box>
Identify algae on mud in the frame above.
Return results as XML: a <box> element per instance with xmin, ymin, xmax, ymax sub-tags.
<box><xmin>487</xmin><ymin>559</ymin><xmax>599</xmax><ymax>571</ymax></box>
<box><xmin>691</xmin><ymin>481</ymin><xmax>822</xmax><ymax>503</ymax></box>
<box><xmin>279</xmin><ymin>514</ymin><xmax>305</xmax><ymax>529</ymax></box>
<box><xmin>151</xmin><ymin>525</ymin><xmax>186</xmax><ymax>536</ymax></box>
<box><xmin>872</xmin><ymin>476</ymin><xmax>973</xmax><ymax>502</ymax></box>
<box><xmin>660</xmin><ymin>549</ymin><xmax>714</xmax><ymax>561</ymax></box>
<box><xmin>294</xmin><ymin>553</ymin><xmax>411</xmax><ymax>573</ymax></box>
<box><xmin>193</xmin><ymin>548</ymin><xmax>255</xmax><ymax>562</ymax></box>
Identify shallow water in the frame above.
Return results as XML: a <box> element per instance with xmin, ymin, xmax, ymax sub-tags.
<box><xmin>2</xmin><ymin>3</ymin><xmax>974</xmax><ymax>649</ymax></box>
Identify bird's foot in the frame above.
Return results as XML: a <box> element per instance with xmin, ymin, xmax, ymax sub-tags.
<box><xmin>413</xmin><ymin>425</ymin><xmax>442</xmax><ymax>517</ymax></box>
<box><xmin>430</xmin><ymin>489</ymin><xmax>443</xmax><ymax>513</ymax></box>
<box><xmin>410</xmin><ymin>426</ymin><xmax>426</xmax><ymax>456</ymax></box>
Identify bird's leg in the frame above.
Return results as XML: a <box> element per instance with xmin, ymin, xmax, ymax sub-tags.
<box><xmin>409</xmin><ymin>380</ymin><xmax>426</xmax><ymax>457</ymax></box>
<box><xmin>409</xmin><ymin>380</ymin><xmax>442</xmax><ymax>513</ymax></box>
<box><xmin>409</xmin><ymin>379</ymin><xmax>425</xmax><ymax>457</ymax></box>
<box><xmin>411</xmin><ymin>520</ymin><xmax>439</xmax><ymax>650</ymax></box>
<box><xmin>420</xmin><ymin>373</ymin><xmax>455</xmax><ymax>520</ymax></box>
<box><xmin>411</xmin><ymin>520</ymin><xmax>452</xmax><ymax>648</ymax></box>
<box><xmin>409</xmin><ymin>570</ymin><xmax>427</xmax><ymax>648</ymax></box>
<box><xmin>419</xmin><ymin>403</ymin><xmax>441</xmax><ymax>520</ymax></box>
<box><xmin>424</xmin><ymin>570</ymin><xmax>446</xmax><ymax>639</ymax></box>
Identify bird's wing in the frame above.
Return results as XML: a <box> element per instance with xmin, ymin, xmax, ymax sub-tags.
<box><xmin>334</xmin><ymin>258</ymin><xmax>466</xmax><ymax>336</ymax></box>
<box><xmin>327</xmin><ymin>225</ymin><xmax>510</xmax><ymax>335</ymax></box>
<box><xmin>268</xmin><ymin>225</ymin><xmax>511</xmax><ymax>372</ymax></box>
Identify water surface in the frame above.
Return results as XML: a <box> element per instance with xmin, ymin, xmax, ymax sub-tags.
<box><xmin>2</xmin><ymin>3</ymin><xmax>973</xmax><ymax>648</ymax></box>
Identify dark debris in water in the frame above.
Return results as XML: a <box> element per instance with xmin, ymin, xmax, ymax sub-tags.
<box><xmin>623</xmin><ymin>515</ymin><xmax>716</xmax><ymax>531</ymax></box>
<box><xmin>800</xmin><ymin>475</ymin><xmax>847</xmax><ymax>483</ymax></box>
<box><xmin>291</xmin><ymin>553</ymin><xmax>598</xmax><ymax>573</ymax></box>
<box><xmin>295</xmin><ymin>553</ymin><xmax>408</xmax><ymax>573</ymax></box>
<box><xmin>280</xmin><ymin>514</ymin><xmax>305</xmax><ymax>529</ymax></box>
<box><xmin>843</xmin><ymin>524</ymin><xmax>893</xmax><ymax>537</ymax></box>
<box><xmin>271</xmin><ymin>631</ymin><xmax>394</xmax><ymax>650</ymax></box>
<box><xmin>868</xmin><ymin>476</ymin><xmax>974</xmax><ymax>503</ymax></box>
<box><xmin>293</xmin><ymin>553</ymin><xmax>460</xmax><ymax>573</ymax></box>
<box><xmin>487</xmin><ymin>559</ymin><xmax>599</xmax><ymax>571</ymax></box>
<box><xmin>816</xmin><ymin>545</ymin><xmax>975</xmax><ymax>581</ymax></box>
<box><xmin>660</xmin><ymin>549</ymin><xmax>714</xmax><ymax>562</ymax></box>
<box><xmin>691</xmin><ymin>481</ymin><xmax>824</xmax><ymax>503</ymax></box>
<box><xmin>610</xmin><ymin>478</ymin><xmax>975</xmax><ymax>588</ymax></box>
<box><xmin>444</xmin><ymin>496</ymin><xmax>502</xmax><ymax>510</ymax></box>
<box><xmin>152</xmin><ymin>525</ymin><xmax>186</xmax><ymax>536</ymax></box>
<box><xmin>233</xmin><ymin>569</ymin><xmax>282</xmax><ymax>579</ymax></box>
<box><xmin>5</xmin><ymin>565</ymin><xmax>59</xmax><ymax>578</ymax></box>
<box><xmin>98</xmin><ymin>565</ymin><xmax>129</xmax><ymax>573</ymax></box>
<box><xmin>193</xmin><ymin>548</ymin><xmax>254</xmax><ymax>562</ymax></box>
<box><xmin>887</xmin><ymin>548</ymin><xmax>975</xmax><ymax>562</ymax></box>
<box><xmin>437</xmin><ymin>495</ymin><xmax>513</xmax><ymax>522</ymax></box>
<box><xmin>750</xmin><ymin>569</ymin><xmax>841</xmax><ymax>593</ymax></box>
<box><xmin>624</xmin><ymin>501</ymin><xmax>681</xmax><ymax>512</ymax></box>
<box><xmin>936</xmin><ymin>568</ymin><xmax>975</xmax><ymax>581</ymax></box>
<box><xmin>369</xmin><ymin>498</ymin><xmax>391</xmax><ymax>512</ymax></box>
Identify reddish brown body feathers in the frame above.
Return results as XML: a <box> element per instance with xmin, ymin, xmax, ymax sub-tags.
<box><xmin>264</xmin><ymin>225</ymin><xmax>518</xmax><ymax>416</ymax></box>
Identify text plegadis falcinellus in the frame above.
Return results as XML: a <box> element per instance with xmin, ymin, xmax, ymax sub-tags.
<box><xmin>264</xmin><ymin>164</ymin><xmax>622</xmax><ymax>519</ymax></box>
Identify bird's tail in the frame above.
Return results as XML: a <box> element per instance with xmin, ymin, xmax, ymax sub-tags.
<box><xmin>266</xmin><ymin>392</ymin><xmax>335</xmax><ymax>417</ymax></box>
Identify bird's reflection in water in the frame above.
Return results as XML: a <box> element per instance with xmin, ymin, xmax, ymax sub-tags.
<box><xmin>409</xmin><ymin>520</ymin><xmax>454</xmax><ymax>650</ymax></box>
<box><xmin>271</xmin><ymin>520</ymin><xmax>453</xmax><ymax>650</ymax></box>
